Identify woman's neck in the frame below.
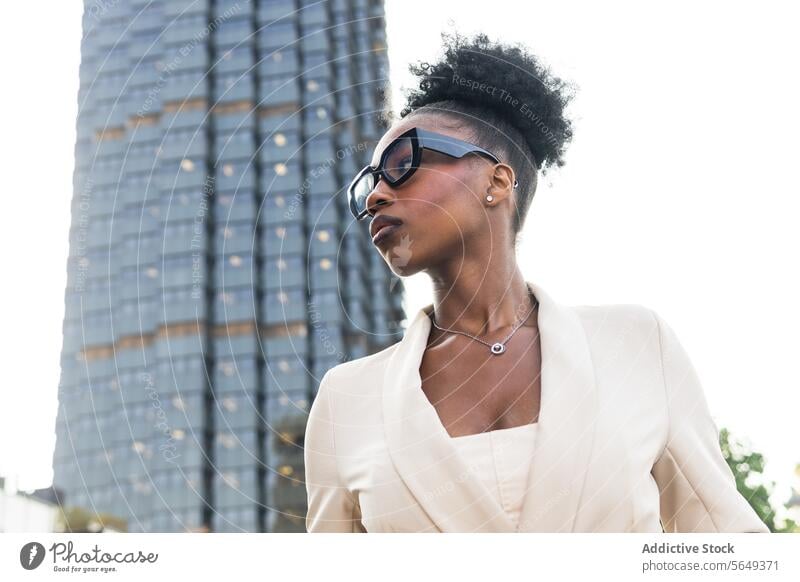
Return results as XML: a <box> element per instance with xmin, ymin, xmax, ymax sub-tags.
<box><xmin>427</xmin><ymin>267</ymin><xmax>536</xmax><ymax>337</ymax></box>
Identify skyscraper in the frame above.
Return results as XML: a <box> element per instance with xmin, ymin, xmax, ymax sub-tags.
<box><xmin>53</xmin><ymin>0</ymin><xmax>401</xmax><ymax>532</ymax></box>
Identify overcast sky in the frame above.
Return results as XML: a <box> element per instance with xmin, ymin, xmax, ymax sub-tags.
<box><xmin>0</xmin><ymin>1</ymin><xmax>797</xmax><ymax>519</ymax></box>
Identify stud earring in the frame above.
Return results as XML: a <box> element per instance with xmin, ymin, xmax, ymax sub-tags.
<box><xmin>486</xmin><ymin>195</ymin><xmax>494</xmax><ymax>202</ymax></box>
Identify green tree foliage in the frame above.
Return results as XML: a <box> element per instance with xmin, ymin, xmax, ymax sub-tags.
<box><xmin>719</xmin><ymin>427</ymin><xmax>798</xmax><ymax>533</ymax></box>
<box><xmin>55</xmin><ymin>506</ymin><xmax>127</xmax><ymax>533</ymax></box>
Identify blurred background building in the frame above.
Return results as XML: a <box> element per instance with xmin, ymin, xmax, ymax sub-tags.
<box><xmin>52</xmin><ymin>0</ymin><xmax>400</xmax><ymax>532</ymax></box>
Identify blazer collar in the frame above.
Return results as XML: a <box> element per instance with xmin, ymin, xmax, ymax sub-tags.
<box><xmin>381</xmin><ymin>280</ymin><xmax>598</xmax><ymax>532</ymax></box>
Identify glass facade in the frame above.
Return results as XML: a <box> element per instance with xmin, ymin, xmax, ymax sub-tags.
<box><xmin>53</xmin><ymin>0</ymin><xmax>401</xmax><ymax>532</ymax></box>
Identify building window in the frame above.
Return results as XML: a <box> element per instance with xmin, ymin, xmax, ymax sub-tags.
<box><xmin>222</xmin><ymin>472</ymin><xmax>239</xmax><ymax>488</ymax></box>
<box><xmin>218</xmin><ymin>433</ymin><xmax>236</xmax><ymax>449</ymax></box>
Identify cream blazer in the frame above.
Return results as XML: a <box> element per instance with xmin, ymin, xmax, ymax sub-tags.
<box><xmin>304</xmin><ymin>280</ymin><xmax>769</xmax><ymax>533</ymax></box>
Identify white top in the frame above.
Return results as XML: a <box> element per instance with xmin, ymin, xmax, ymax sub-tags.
<box><xmin>450</xmin><ymin>422</ymin><xmax>538</xmax><ymax>529</ymax></box>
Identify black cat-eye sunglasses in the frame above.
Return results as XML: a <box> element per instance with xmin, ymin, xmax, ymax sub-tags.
<box><xmin>347</xmin><ymin>126</ymin><xmax>517</xmax><ymax>221</ymax></box>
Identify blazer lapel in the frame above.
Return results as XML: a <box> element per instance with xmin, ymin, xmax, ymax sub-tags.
<box><xmin>516</xmin><ymin>280</ymin><xmax>598</xmax><ymax>532</ymax></box>
<box><xmin>381</xmin><ymin>280</ymin><xmax>598</xmax><ymax>533</ymax></box>
<box><xmin>382</xmin><ymin>302</ymin><xmax>516</xmax><ymax>532</ymax></box>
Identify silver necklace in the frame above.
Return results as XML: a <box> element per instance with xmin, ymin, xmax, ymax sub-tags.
<box><xmin>430</xmin><ymin>291</ymin><xmax>539</xmax><ymax>355</ymax></box>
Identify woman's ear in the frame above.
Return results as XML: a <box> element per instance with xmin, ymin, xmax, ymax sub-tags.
<box><xmin>485</xmin><ymin>163</ymin><xmax>516</xmax><ymax>203</ymax></box>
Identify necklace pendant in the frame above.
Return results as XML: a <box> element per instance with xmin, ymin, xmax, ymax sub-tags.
<box><xmin>490</xmin><ymin>342</ymin><xmax>506</xmax><ymax>355</ymax></box>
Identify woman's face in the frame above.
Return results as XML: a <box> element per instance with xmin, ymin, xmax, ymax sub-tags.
<box><xmin>364</xmin><ymin>113</ymin><xmax>504</xmax><ymax>276</ymax></box>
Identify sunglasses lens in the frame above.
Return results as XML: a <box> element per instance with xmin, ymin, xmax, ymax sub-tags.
<box><xmin>349</xmin><ymin>135</ymin><xmax>417</xmax><ymax>219</ymax></box>
<box><xmin>383</xmin><ymin>137</ymin><xmax>414</xmax><ymax>181</ymax></box>
<box><xmin>350</xmin><ymin>171</ymin><xmax>375</xmax><ymax>218</ymax></box>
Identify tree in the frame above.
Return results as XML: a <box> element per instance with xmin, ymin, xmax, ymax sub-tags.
<box><xmin>719</xmin><ymin>427</ymin><xmax>798</xmax><ymax>533</ymax></box>
<box><xmin>55</xmin><ymin>506</ymin><xmax>127</xmax><ymax>533</ymax></box>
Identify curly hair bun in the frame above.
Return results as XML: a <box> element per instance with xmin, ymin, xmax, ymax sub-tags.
<box><xmin>400</xmin><ymin>31</ymin><xmax>577</xmax><ymax>173</ymax></box>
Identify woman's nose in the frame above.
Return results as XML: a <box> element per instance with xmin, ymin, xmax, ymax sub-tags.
<box><xmin>364</xmin><ymin>188</ymin><xmax>394</xmax><ymax>216</ymax></box>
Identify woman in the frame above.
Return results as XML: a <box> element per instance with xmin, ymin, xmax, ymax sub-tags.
<box><xmin>303</xmin><ymin>32</ymin><xmax>768</xmax><ymax>533</ymax></box>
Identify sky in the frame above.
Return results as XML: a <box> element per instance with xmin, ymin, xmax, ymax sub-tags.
<box><xmin>0</xmin><ymin>0</ymin><xmax>797</xmax><ymax>518</ymax></box>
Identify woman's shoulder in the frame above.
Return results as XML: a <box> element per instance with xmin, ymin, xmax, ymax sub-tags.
<box><xmin>570</xmin><ymin>302</ymin><xmax>661</xmax><ymax>342</ymax></box>
<box><xmin>571</xmin><ymin>301</ymin><xmax>657</xmax><ymax>324</ymax></box>
<box><xmin>317</xmin><ymin>340</ymin><xmax>402</xmax><ymax>393</ymax></box>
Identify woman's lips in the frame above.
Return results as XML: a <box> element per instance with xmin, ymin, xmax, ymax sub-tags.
<box><xmin>372</xmin><ymin>223</ymin><xmax>401</xmax><ymax>245</ymax></box>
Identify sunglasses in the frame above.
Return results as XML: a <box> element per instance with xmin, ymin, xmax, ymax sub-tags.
<box><xmin>347</xmin><ymin>126</ymin><xmax>517</xmax><ymax>221</ymax></box>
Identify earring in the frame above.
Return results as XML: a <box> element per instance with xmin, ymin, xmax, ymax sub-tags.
<box><xmin>486</xmin><ymin>195</ymin><xmax>494</xmax><ymax>202</ymax></box>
